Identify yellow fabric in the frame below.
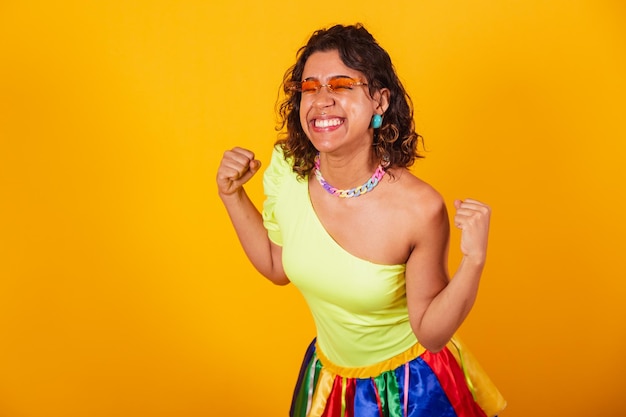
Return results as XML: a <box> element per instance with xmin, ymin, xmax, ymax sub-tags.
<box><xmin>314</xmin><ymin>341</ymin><xmax>426</xmax><ymax>379</ymax></box>
<box><xmin>262</xmin><ymin>146</ymin><xmax>417</xmax><ymax>367</ymax></box>
<box><xmin>261</xmin><ymin>146</ymin><xmax>287</xmax><ymax>246</ymax></box>
<box><xmin>307</xmin><ymin>368</ymin><xmax>334</xmax><ymax>417</ymax></box>
<box><xmin>448</xmin><ymin>337</ymin><xmax>508</xmax><ymax>417</ymax></box>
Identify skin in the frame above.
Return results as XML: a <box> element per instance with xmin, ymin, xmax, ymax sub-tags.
<box><xmin>216</xmin><ymin>50</ymin><xmax>491</xmax><ymax>353</ymax></box>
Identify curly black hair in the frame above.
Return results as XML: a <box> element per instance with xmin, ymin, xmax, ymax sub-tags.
<box><xmin>276</xmin><ymin>23</ymin><xmax>423</xmax><ymax>178</ymax></box>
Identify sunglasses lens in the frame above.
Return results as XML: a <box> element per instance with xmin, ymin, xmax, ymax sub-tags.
<box><xmin>292</xmin><ymin>77</ymin><xmax>365</xmax><ymax>94</ymax></box>
<box><xmin>329</xmin><ymin>77</ymin><xmax>356</xmax><ymax>91</ymax></box>
<box><xmin>300</xmin><ymin>80</ymin><xmax>320</xmax><ymax>93</ymax></box>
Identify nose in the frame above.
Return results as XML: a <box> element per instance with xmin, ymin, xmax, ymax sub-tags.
<box><xmin>313</xmin><ymin>86</ymin><xmax>334</xmax><ymax>109</ymax></box>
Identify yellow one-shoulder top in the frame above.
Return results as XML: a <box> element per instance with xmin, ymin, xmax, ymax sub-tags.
<box><xmin>262</xmin><ymin>146</ymin><xmax>418</xmax><ymax>368</ymax></box>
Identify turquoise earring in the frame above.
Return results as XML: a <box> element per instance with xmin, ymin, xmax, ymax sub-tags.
<box><xmin>371</xmin><ymin>114</ymin><xmax>383</xmax><ymax>129</ymax></box>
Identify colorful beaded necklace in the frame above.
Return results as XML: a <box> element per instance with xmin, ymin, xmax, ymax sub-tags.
<box><xmin>313</xmin><ymin>153</ymin><xmax>386</xmax><ymax>198</ymax></box>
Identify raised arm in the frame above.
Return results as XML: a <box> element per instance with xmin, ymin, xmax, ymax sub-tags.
<box><xmin>406</xmin><ymin>196</ymin><xmax>491</xmax><ymax>352</ymax></box>
<box><xmin>216</xmin><ymin>147</ymin><xmax>289</xmax><ymax>285</ymax></box>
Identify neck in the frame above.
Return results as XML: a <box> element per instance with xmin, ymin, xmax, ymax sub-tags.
<box><xmin>313</xmin><ymin>152</ymin><xmax>386</xmax><ymax>199</ymax></box>
<box><xmin>316</xmin><ymin>150</ymin><xmax>378</xmax><ymax>189</ymax></box>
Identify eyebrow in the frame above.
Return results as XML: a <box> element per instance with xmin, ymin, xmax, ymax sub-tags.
<box><xmin>302</xmin><ymin>75</ymin><xmax>354</xmax><ymax>81</ymax></box>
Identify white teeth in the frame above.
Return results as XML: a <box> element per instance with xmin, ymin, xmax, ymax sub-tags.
<box><xmin>314</xmin><ymin>118</ymin><xmax>342</xmax><ymax>128</ymax></box>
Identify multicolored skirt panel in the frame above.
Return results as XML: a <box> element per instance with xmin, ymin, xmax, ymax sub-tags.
<box><xmin>290</xmin><ymin>338</ymin><xmax>506</xmax><ymax>417</ymax></box>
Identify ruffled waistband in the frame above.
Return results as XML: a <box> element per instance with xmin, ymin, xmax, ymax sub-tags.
<box><xmin>314</xmin><ymin>341</ymin><xmax>426</xmax><ymax>379</ymax></box>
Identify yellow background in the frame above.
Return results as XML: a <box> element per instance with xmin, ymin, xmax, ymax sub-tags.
<box><xmin>1</xmin><ymin>1</ymin><xmax>625</xmax><ymax>416</ymax></box>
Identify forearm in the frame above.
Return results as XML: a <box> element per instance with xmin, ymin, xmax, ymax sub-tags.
<box><xmin>416</xmin><ymin>256</ymin><xmax>485</xmax><ymax>351</ymax></box>
<box><xmin>219</xmin><ymin>189</ymin><xmax>288</xmax><ymax>284</ymax></box>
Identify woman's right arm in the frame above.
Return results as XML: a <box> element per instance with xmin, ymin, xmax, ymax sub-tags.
<box><xmin>216</xmin><ymin>147</ymin><xmax>289</xmax><ymax>285</ymax></box>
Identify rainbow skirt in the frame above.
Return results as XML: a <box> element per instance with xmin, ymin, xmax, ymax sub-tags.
<box><xmin>290</xmin><ymin>338</ymin><xmax>506</xmax><ymax>417</ymax></box>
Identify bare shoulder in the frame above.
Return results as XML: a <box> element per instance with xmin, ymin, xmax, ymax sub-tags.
<box><xmin>368</xmin><ymin>169</ymin><xmax>449</xmax><ymax>254</ymax></box>
<box><xmin>384</xmin><ymin>168</ymin><xmax>446</xmax><ymax>220</ymax></box>
<box><xmin>356</xmin><ymin>168</ymin><xmax>447</xmax><ymax>264</ymax></box>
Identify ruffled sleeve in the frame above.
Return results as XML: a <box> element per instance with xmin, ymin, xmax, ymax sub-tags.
<box><xmin>262</xmin><ymin>145</ymin><xmax>292</xmax><ymax>246</ymax></box>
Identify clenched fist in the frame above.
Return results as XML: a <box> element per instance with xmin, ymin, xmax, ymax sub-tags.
<box><xmin>216</xmin><ymin>147</ymin><xmax>262</xmax><ymax>196</ymax></box>
<box><xmin>453</xmin><ymin>199</ymin><xmax>491</xmax><ymax>263</ymax></box>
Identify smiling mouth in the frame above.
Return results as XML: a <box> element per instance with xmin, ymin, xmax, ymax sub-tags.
<box><xmin>314</xmin><ymin>118</ymin><xmax>343</xmax><ymax>128</ymax></box>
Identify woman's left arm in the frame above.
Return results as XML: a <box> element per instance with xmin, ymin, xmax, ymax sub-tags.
<box><xmin>405</xmin><ymin>197</ymin><xmax>491</xmax><ymax>352</ymax></box>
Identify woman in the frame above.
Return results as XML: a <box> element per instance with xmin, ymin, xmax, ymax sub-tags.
<box><xmin>216</xmin><ymin>24</ymin><xmax>505</xmax><ymax>417</ymax></box>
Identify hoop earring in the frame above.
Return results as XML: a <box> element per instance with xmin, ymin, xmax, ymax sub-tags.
<box><xmin>370</xmin><ymin>114</ymin><xmax>383</xmax><ymax>129</ymax></box>
<box><xmin>381</xmin><ymin>152</ymin><xmax>391</xmax><ymax>168</ymax></box>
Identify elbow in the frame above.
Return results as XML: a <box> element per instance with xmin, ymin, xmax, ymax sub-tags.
<box><xmin>411</xmin><ymin>327</ymin><xmax>449</xmax><ymax>353</ymax></box>
<box><xmin>271</xmin><ymin>277</ymin><xmax>290</xmax><ymax>286</ymax></box>
<box><xmin>255</xmin><ymin>263</ymin><xmax>290</xmax><ymax>286</ymax></box>
<box><xmin>264</xmin><ymin>272</ymin><xmax>290</xmax><ymax>286</ymax></box>
<box><xmin>420</xmin><ymin>341</ymin><xmax>447</xmax><ymax>353</ymax></box>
